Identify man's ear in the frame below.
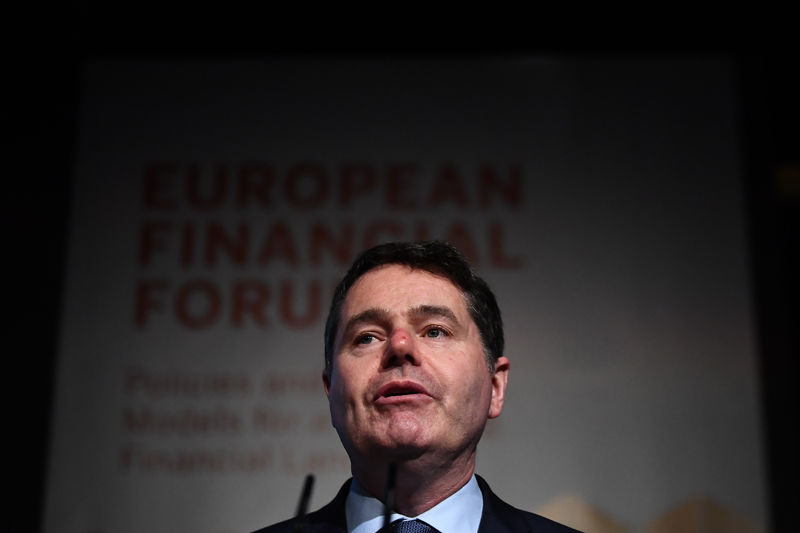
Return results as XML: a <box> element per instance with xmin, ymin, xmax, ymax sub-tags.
<box><xmin>488</xmin><ymin>356</ymin><xmax>510</xmax><ymax>419</ymax></box>
<box><xmin>322</xmin><ymin>370</ymin><xmax>331</xmax><ymax>397</ymax></box>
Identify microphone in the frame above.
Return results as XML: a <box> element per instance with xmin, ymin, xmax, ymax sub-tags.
<box><xmin>293</xmin><ymin>474</ymin><xmax>314</xmax><ymax>532</ymax></box>
<box><xmin>382</xmin><ymin>463</ymin><xmax>397</xmax><ymax>529</ymax></box>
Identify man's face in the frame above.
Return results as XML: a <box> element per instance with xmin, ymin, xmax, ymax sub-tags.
<box><xmin>324</xmin><ymin>264</ymin><xmax>509</xmax><ymax>469</ymax></box>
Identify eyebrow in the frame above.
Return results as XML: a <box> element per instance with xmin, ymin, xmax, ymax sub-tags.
<box><xmin>340</xmin><ymin>305</ymin><xmax>460</xmax><ymax>341</ymax></box>
<box><xmin>340</xmin><ymin>308</ymin><xmax>393</xmax><ymax>339</ymax></box>
<box><xmin>407</xmin><ymin>305</ymin><xmax>459</xmax><ymax>324</ymax></box>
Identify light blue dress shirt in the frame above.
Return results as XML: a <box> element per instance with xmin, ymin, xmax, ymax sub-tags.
<box><xmin>345</xmin><ymin>474</ymin><xmax>483</xmax><ymax>533</ymax></box>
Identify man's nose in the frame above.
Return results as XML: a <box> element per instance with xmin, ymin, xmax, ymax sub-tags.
<box><xmin>382</xmin><ymin>328</ymin><xmax>420</xmax><ymax>367</ymax></box>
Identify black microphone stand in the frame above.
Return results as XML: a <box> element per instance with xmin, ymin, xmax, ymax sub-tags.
<box><xmin>382</xmin><ymin>463</ymin><xmax>397</xmax><ymax>530</ymax></box>
<box><xmin>293</xmin><ymin>474</ymin><xmax>314</xmax><ymax>533</ymax></box>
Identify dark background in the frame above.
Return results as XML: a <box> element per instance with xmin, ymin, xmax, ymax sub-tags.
<box><xmin>7</xmin><ymin>36</ymin><xmax>797</xmax><ymax>533</ymax></box>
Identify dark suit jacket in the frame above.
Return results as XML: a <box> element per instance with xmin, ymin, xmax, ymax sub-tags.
<box><xmin>253</xmin><ymin>475</ymin><xmax>580</xmax><ymax>532</ymax></box>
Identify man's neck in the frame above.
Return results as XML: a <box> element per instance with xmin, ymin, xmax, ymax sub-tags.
<box><xmin>351</xmin><ymin>452</ymin><xmax>476</xmax><ymax>516</ymax></box>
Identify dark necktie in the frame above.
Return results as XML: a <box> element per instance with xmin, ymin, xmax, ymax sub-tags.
<box><xmin>382</xmin><ymin>518</ymin><xmax>440</xmax><ymax>533</ymax></box>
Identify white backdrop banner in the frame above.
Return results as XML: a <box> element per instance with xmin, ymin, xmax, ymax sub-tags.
<box><xmin>44</xmin><ymin>57</ymin><xmax>768</xmax><ymax>533</ymax></box>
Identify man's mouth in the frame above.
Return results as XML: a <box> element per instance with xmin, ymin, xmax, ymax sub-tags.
<box><xmin>374</xmin><ymin>380</ymin><xmax>430</xmax><ymax>402</ymax></box>
<box><xmin>385</xmin><ymin>389</ymin><xmax>420</xmax><ymax>397</ymax></box>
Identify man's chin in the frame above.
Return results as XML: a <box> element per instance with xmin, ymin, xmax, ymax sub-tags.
<box><xmin>349</xmin><ymin>417</ymin><xmax>436</xmax><ymax>460</ymax></box>
<box><xmin>367</xmin><ymin>436</ymin><xmax>430</xmax><ymax>461</ymax></box>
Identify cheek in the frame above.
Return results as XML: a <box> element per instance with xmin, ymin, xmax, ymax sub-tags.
<box><xmin>327</xmin><ymin>377</ymin><xmax>354</xmax><ymax>433</ymax></box>
<box><xmin>458</xmin><ymin>365</ymin><xmax>493</xmax><ymax>405</ymax></box>
<box><xmin>329</xmin><ymin>364</ymin><xmax>364</xmax><ymax>406</ymax></box>
<box><xmin>439</xmin><ymin>367</ymin><xmax>484</xmax><ymax>407</ymax></box>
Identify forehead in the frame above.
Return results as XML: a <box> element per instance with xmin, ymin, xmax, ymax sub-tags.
<box><xmin>342</xmin><ymin>264</ymin><xmax>468</xmax><ymax>318</ymax></box>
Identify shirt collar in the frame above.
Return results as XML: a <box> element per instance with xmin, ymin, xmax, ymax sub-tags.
<box><xmin>345</xmin><ymin>474</ymin><xmax>483</xmax><ymax>533</ymax></box>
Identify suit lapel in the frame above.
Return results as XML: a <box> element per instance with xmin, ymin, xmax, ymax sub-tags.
<box><xmin>476</xmin><ymin>475</ymin><xmax>528</xmax><ymax>533</ymax></box>
<box><xmin>299</xmin><ymin>479</ymin><xmax>350</xmax><ymax>533</ymax></box>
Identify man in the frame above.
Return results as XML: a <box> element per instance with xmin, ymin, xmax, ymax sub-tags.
<box><xmin>256</xmin><ymin>241</ymin><xmax>577</xmax><ymax>532</ymax></box>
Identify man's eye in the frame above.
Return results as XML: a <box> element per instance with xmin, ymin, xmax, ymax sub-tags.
<box><xmin>425</xmin><ymin>327</ymin><xmax>446</xmax><ymax>338</ymax></box>
<box><xmin>356</xmin><ymin>334</ymin><xmax>377</xmax><ymax>345</ymax></box>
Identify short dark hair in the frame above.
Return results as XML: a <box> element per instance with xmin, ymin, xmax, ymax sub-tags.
<box><xmin>324</xmin><ymin>241</ymin><xmax>504</xmax><ymax>376</ymax></box>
